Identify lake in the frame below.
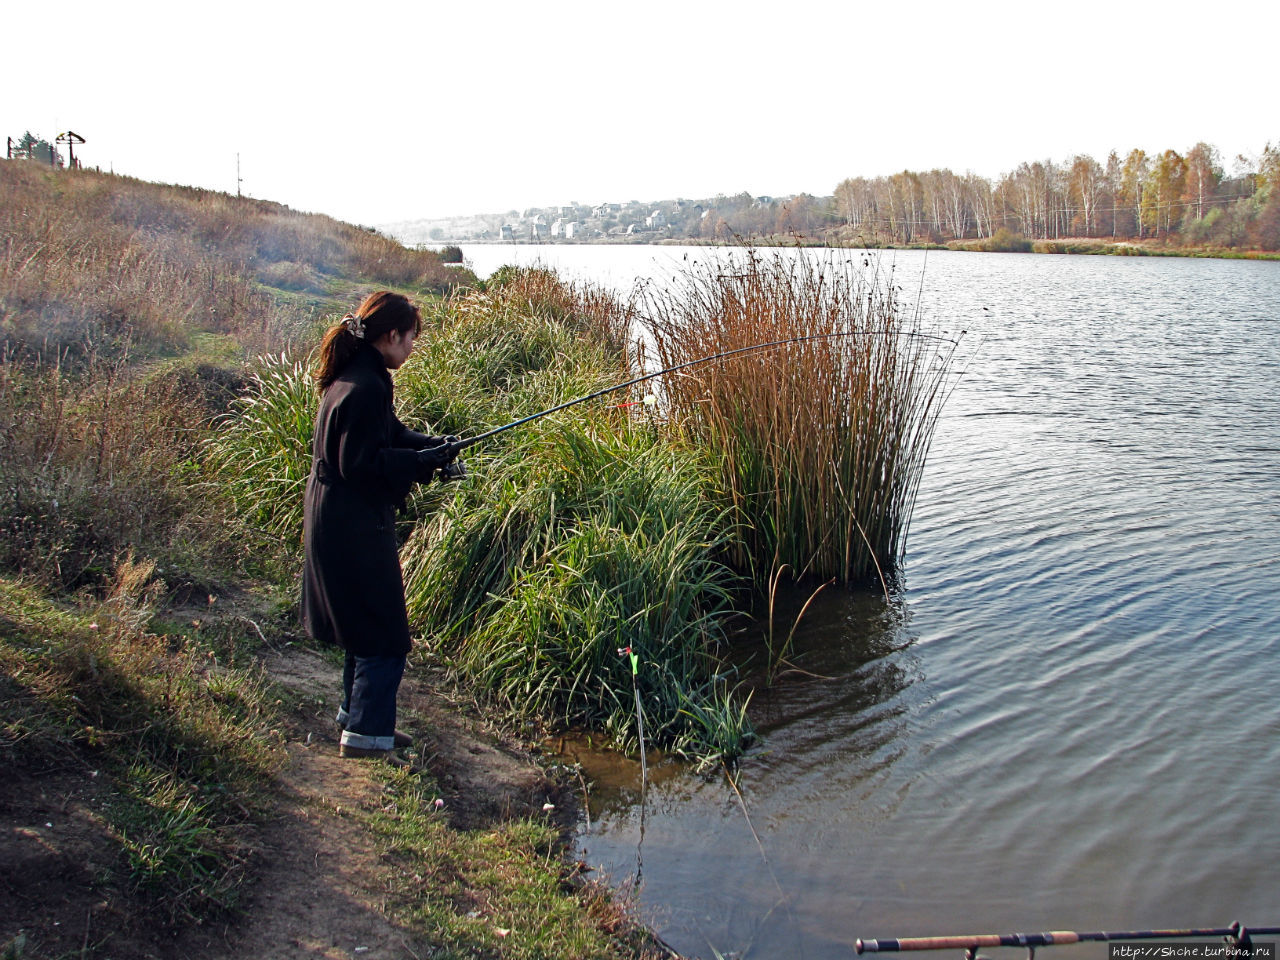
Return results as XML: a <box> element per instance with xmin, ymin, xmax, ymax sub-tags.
<box><xmin>456</xmin><ymin>244</ymin><xmax>1280</xmax><ymax>960</ymax></box>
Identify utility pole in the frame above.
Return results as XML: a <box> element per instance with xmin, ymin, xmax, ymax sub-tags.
<box><xmin>237</xmin><ymin>153</ymin><xmax>243</xmax><ymax>197</ymax></box>
<box><xmin>56</xmin><ymin>131</ymin><xmax>85</xmax><ymax>169</ymax></box>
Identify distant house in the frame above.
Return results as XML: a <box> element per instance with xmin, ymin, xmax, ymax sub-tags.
<box><xmin>564</xmin><ymin>221</ymin><xmax>583</xmax><ymax>239</ymax></box>
<box><xmin>530</xmin><ymin>223</ymin><xmax>548</xmax><ymax>241</ymax></box>
<box><xmin>551</xmin><ymin>218</ymin><xmax>566</xmax><ymax>238</ymax></box>
<box><xmin>753</xmin><ymin>196</ymin><xmax>774</xmax><ymax>207</ymax></box>
<box><xmin>645</xmin><ymin>210</ymin><xmax>666</xmax><ymax>229</ymax></box>
<box><xmin>498</xmin><ymin>224</ymin><xmax>515</xmax><ymax>241</ymax></box>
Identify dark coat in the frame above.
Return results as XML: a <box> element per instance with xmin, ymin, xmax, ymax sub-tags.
<box><xmin>301</xmin><ymin>343</ymin><xmax>442</xmax><ymax>657</ymax></box>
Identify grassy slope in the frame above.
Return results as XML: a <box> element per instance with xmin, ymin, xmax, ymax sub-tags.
<box><xmin>0</xmin><ymin>162</ymin><xmax>663</xmax><ymax>959</ymax></box>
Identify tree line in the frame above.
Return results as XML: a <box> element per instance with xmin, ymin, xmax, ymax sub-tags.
<box><xmin>830</xmin><ymin>142</ymin><xmax>1280</xmax><ymax>249</ymax></box>
<box><xmin>678</xmin><ymin>141</ymin><xmax>1280</xmax><ymax>251</ymax></box>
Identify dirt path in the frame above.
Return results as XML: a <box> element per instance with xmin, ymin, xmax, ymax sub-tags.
<box><xmin>1</xmin><ymin>643</ymin><xmax>571</xmax><ymax>960</ymax></box>
<box><xmin>181</xmin><ymin>644</ymin><xmax>566</xmax><ymax>960</ymax></box>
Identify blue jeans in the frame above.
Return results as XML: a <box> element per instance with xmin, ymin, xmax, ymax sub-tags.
<box><xmin>336</xmin><ymin>653</ymin><xmax>405</xmax><ymax>750</ymax></box>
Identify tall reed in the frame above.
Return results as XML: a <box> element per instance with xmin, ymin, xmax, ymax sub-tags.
<box><xmin>642</xmin><ymin>248</ymin><xmax>959</xmax><ymax>586</ymax></box>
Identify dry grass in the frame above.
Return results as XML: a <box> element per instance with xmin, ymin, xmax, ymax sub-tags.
<box><xmin>642</xmin><ymin>248</ymin><xmax>960</xmax><ymax>586</ymax></box>
<box><xmin>0</xmin><ymin>346</ymin><xmax>248</xmax><ymax>588</ymax></box>
<box><xmin>0</xmin><ymin>160</ymin><xmax>463</xmax><ymax>362</ymax></box>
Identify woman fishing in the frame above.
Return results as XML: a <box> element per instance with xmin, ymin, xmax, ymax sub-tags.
<box><xmin>301</xmin><ymin>290</ymin><xmax>464</xmax><ymax>764</ymax></box>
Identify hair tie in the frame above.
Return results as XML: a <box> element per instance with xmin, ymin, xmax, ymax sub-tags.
<box><xmin>343</xmin><ymin>313</ymin><xmax>366</xmax><ymax>339</ymax></box>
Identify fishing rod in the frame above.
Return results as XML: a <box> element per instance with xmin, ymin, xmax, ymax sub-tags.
<box><xmin>450</xmin><ymin>328</ymin><xmax>962</xmax><ymax>453</ymax></box>
<box><xmin>855</xmin><ymin>921</ymin><xmax>1280</xmax><ymax>957</ymax></box>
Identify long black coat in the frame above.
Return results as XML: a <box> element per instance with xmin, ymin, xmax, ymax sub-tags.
<box><xmin>301</xmin><ymin>343</ymin><xmax>442</xmax><ymax>657</ymax></box>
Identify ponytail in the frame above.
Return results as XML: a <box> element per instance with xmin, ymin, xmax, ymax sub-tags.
<box><xmin>314</xmin><ymin>322</ymin><xmax>361</xmax><ymax>392</ymax></box>
<box><xmin>313</xmin><ymin>291</ymin><xmax>422</xmax><ymax>392</ymax></box>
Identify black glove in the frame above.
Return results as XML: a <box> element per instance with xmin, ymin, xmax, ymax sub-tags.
<box><xmin>415</xmin><ymin>437</ymin><xmax>463</xmax><ymax>482</ymax></box>
<box><xmin>415</xmin><ymin>443</ymin><xmax>451</xmax><ymax>482</ymax></box>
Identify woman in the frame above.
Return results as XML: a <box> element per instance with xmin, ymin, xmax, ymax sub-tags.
<box><xmin>301</xmin><ymin>291</ymin><xmax>462</xmax><ymax>763</ymax></box>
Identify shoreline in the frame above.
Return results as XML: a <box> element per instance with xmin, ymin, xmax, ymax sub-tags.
<box><xmin>433</xmin><ymin>236</ymin><xmax>1280</xmax><ymax>262</ymax></box>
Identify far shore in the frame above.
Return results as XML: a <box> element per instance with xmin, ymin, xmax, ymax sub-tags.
<box><xmin>431</xmin><ymin>236</ymin><xmax>1280</xmax><ymax>261</ymax></box>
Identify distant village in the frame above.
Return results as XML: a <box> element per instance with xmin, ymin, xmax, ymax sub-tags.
<box><xmin>383</xmin><ymin>194</ymin><xmax>787</xmax><ymax>247</ymax></box>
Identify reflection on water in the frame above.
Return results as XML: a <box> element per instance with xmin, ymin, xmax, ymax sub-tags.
<box><xmin>469</xmin><ymin>246</ymin><xmax>1280</xmax><ymax>960</ymax></box>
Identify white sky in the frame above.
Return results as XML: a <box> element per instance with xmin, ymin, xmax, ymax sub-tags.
<box><xmin>7</xmin><ymin>0</ymin><xmax>1276</xmax><ymax>226</ymax></box>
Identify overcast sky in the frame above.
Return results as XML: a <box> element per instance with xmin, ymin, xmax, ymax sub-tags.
<box><xmin>8</xmin><ymin>0</ymin><xmax>1276</xmax><ymax>227</ymax></box>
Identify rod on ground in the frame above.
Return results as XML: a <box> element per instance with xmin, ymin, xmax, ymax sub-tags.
<box><xmin>451</xmin><ymin>329</ymin><xmax>960</xmax><ymax>453</ymax></box>
<box><xmin>855</xmin><ymin>922</ymin><xmax>1280</xmax><ymax>954</ymax></box>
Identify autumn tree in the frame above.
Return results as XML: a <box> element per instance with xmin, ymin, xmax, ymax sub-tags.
<box><xmin>966</xmin><ymin>172</ymin><xmax>995</xmax><ymax>238</ymax></box>
<box><xmin>835</xmin><ymin>177</ymin><xmax>878</xmax><ymax>231</ymax></box>
<box><xmin>1068</xmin><ymin>154</ymin><xmax>1106</xmax><ymax>236</ymax></box>
<box><xmin>1143</xmin><ymin>149</ymin><xmax>1186</xmax><ymax>237</ymax></box>
<box><xmin>1117</xmin><ymin>149</ymin><xmax>1149</xmax><ymax>238</ymax></box>
<box><xmin>1250</xmin><ymin>141</ymin><xmax>1280</xmax><ymax>250</ymax></box>
<box><xmin>1180</xmin><ymin>142</ymin><xmax>1223</xmax><ymax>224</ymax></box>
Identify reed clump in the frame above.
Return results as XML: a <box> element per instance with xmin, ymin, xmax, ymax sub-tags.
<box><xmin>397</xmin><ymin>270</ymin><xmax>751</xmax><ymax>757</ymax></box>
<box><xmin>205</xmin><ymin>352</ymin><xmax>316</xmax><ymax>551</ymax></box>
<box><xmin>642</xmin><ymin>249</ymin><xmax>959</xmax><ymax>586</ymax></box>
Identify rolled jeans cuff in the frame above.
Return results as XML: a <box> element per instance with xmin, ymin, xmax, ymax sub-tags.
<box><xmin>340</xmin><ymin>729</ymin><xmax>395</xmax><ymax>750</ymax></box>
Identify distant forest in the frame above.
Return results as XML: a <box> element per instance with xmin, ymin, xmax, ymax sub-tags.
<box><xmin>720</xmin><ymin>142</ymin><xmax>1280</xmax><ymax>250</ymax></box>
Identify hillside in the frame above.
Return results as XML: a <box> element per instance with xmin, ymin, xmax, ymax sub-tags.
<box><xmin>1</xmin><ymin>160</ymin><xmax>468</xmax><ymax>364</ymax></box>
<box><xmin>0</xmin><ymin>161</ymin><xmax>669</xmax><ymax>960</ymax></box>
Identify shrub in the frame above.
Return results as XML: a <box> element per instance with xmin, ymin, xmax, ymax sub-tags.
<box><xmin>401</xmin><ymin>423</ymin><xmax>746</xmax><ymax>753</ymax></box>
<box><xmin>0</xmin><ymin>353</ymin><xmax>241</xmax><ymax>588</ymax></box>
<box><xmin>978</xmin><ymin>228</ymin><xmax>1033</xmax><ymax>252</ymax></box>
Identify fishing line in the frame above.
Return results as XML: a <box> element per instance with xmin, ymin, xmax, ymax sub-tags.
<box><xmin>452</xmin><ymin>328</ymin><xmax>962</xmax><ymax>452</ymax></box>
<box><xmin>723</xmin><ymin>761</ymin><xmax>796</xmax><ymax>958</ymax></box>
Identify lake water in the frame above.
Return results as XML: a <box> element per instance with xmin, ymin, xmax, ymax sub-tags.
<box><xmin>456</xmin><ymin>244</ymin><xmax>1280</xmax><ymax>960</ymax></box>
